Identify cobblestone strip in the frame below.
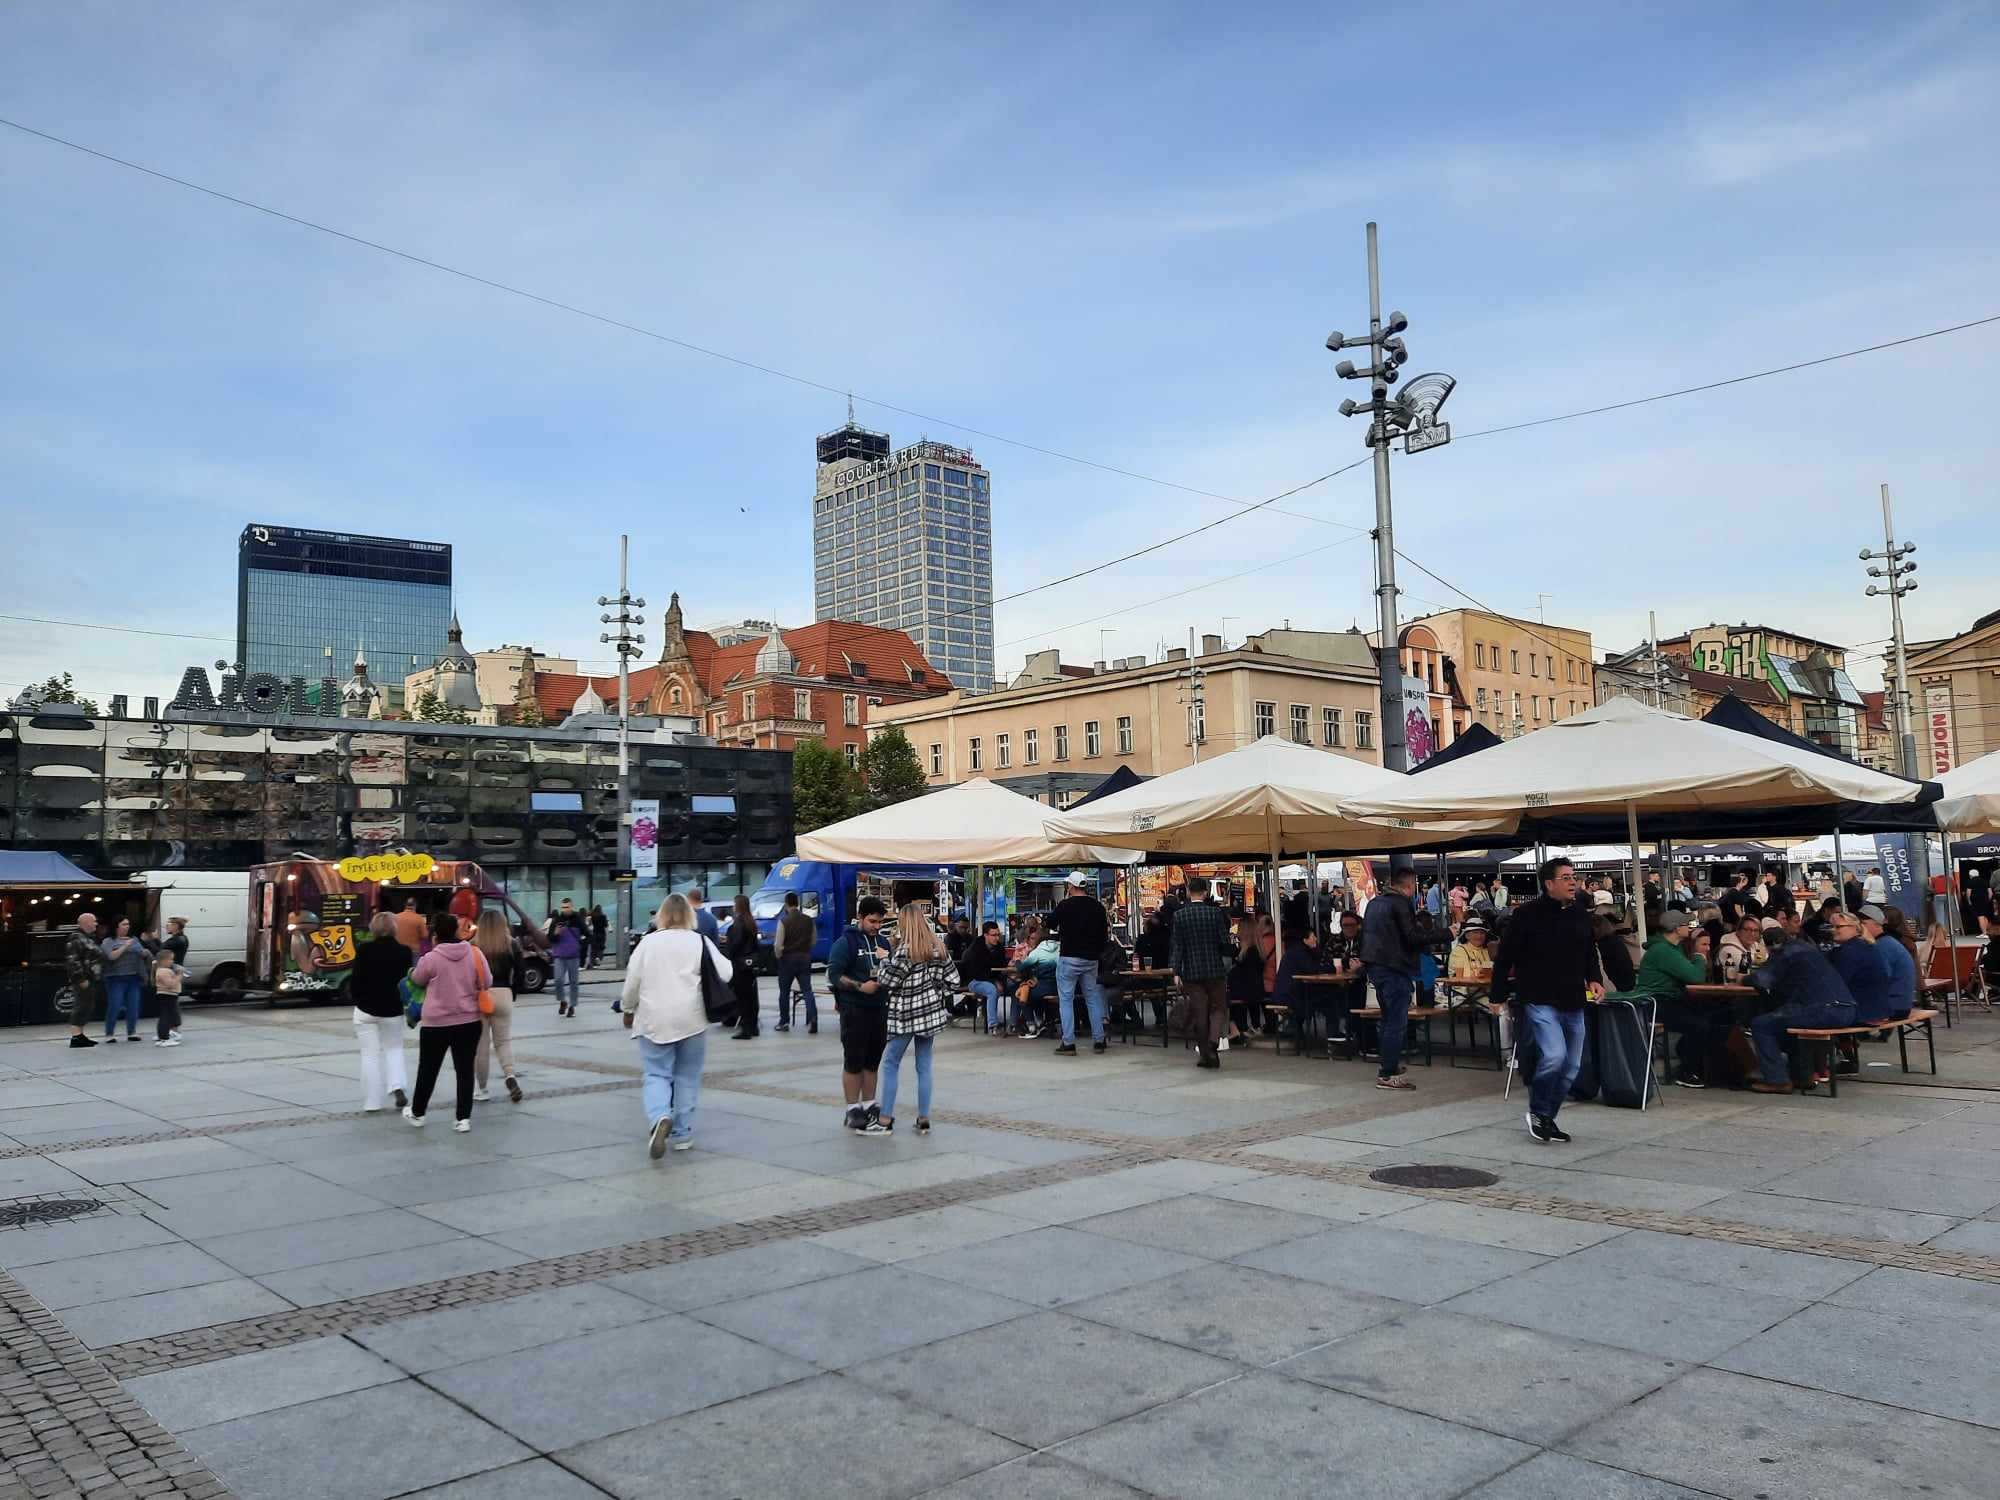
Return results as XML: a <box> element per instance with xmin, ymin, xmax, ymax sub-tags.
<box><xmin>92</xmin><ymin>1146</ymin><xmax>1164</xmax><ymax>1380</ymax></box>
<box><xmin>0</xmin><ymin>1269</ymin><xmax>233</xmax><ymax>1500</ymax></box>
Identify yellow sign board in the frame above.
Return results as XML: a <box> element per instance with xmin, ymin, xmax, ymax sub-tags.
<box><xmin>336</xmin><ymin>852</ymin><xmax>437</xmax><ymax>883</ymax></box>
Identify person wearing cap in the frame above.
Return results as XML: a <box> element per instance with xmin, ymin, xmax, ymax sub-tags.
<box><xmin>1047</xmin><ymin>871</ymin><xmax>1110</xmax><ymax>1056</ymax></box>
<box><xmin>1862</xmin><ymin>905</ymin><xmax>1917</xmax><ymax>1022</ymax></box>
<box><xmin>1716</xmin><ymin>912</ymin><xmax>1767</xmax><ymax>984</ymax></box>
<box><xmin>1621</xmin><ymin>909</ymin><xmax>1722</xmax><ymax>1087</ymax></box>
<box><xmin>1837</xmin><ymin>905</ymin><xmax>1901</xmax><ymax>1026</ymax></box>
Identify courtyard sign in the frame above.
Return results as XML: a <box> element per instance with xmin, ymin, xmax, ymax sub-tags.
<box><xmin>168</xmin><ymin>664</ymin><xmax>346</xmax><ymax>719</ymax></box>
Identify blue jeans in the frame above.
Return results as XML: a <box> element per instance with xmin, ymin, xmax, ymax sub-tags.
<box><xmin>1367</xmin><ymin>965</ymin><xmax>1414</xmax><ymax>1077</ymax></box>
<box><xmin>1057</xmin><ymin>956</ymin><xmax>1106</xmax><ymax>1045</ymax></box>
<box><xmin>777</xmin><ymin>957</ymin><xmax>816</xmax><ymax>1027</ymax></box>
<box><xmin>1524</xmin><ymin>1004</ymin><xmax>1587</xmax><ymax>1120</ymax></box>
<box><xmin>879</xmin><ymin>1033</ymin><xmax>934</xmax><ymax>1121</ymax></box>
<box><xmin>553</xmin><ymin>957</ymin><xmax>580</xmax><ymax>1006</ymax></box>
<box><xmin>966</xmin><ymin>980</ymin><xmax>1000</xmax><ymax>1030</ymax></box>
<box><xmin>637</xmin><ymin>1030</ymin><xmax>706</xmax><ymax>1140</ymax></box>
<box><xmin>1751</xmin><ymin>997</ymin><xmax>1855</xmax><ymax>1084</ymax></box>
<box><xmin>103</xmin><ymin>975</ymin><xmax>142</xmax><ymax>1037</ymax></box>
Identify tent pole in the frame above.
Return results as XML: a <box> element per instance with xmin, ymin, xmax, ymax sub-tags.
<box><xmin>1628</xmin><ymin>803</ymin><xmax>1646</xmax><ymax>944</ymax></box>
<box><xmin>1945</xmin><ymin>825</ymin><xmax>1964</xmax><ymax>1019</ymax></box>
<box><xmin>1267</xmin><ymin>816</ymin><xmax>1282</xmax><ymax>937</ymax></box>
<box><xmin>1833</xmin><ymin>827</ymin><xmax>1843</xmax><ymax>891</ymax></box>
<box><xmin>1307</xmin><ymin>854</ymin><xmax>1321</xmax><ymax>937</ymax></box>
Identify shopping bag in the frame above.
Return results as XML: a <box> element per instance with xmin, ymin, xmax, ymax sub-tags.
<box><xmin>400</xmin><ymin>974</ymin><xmax>426</xmax><ymax>1028</ymax></box>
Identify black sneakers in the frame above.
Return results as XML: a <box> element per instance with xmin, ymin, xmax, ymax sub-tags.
<box><xmin>1092</xmin><ymin>1040</ymin><xmax>1107</xmax><ymax>1054</ymax></box>
<box><xmin>862</xmin><ymin>1116</ymin><xmax>894</xmax><ymax>1136</ymax></box>
<box><xmin>843</xmin><ymin>1104</ymin><xmax>866</xmax><ymax>1132</ymax></box>
<box><xmin>1674</xmin><ymin>1072</ymin><xmax>1707</xmax><ymax>1089</ymax></box>
<box><xmin>1547</xmin><ymin>1117</ymin><xmax>1572</xmax><ymax>1143</ymax></box>
<box><xmin>1053</xmin><ymin>1043</ymin><xmax>1077</xmax><ymax>1056</ymax></box>
<box><xmin>69</xmin><ymin>1034</ymin><xmax>97</xmax><ymax>1048</ymax></box>
<box><xmin>1526</xmin><ymin>1112</ymin><xmax>1556</xmax><ymax>1144</ymax></box>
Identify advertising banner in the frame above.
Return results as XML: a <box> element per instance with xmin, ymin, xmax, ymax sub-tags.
<box><xmin>630</xmin><ymin>799</ymin><xmax>660</xmax><ymax>879</ymax></box>
<box><xmin>1401</xmin><ymin>674</ymin><xmax>1436</xmax><ymax>765</ymax></box>
<box><xmin>1872</xmin><ymin>834</ymin><xmax>1923</xmax><ymax>922</ymax></box>
<box><xmin>1925</xmin><ymin>684</ymin><xmax>1956</xmax><ymax>777</ymax></box>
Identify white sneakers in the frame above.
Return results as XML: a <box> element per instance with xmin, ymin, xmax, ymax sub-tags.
<box><xmin>453</xmin><ymin>1119</ymin><xmax>471</xmax><ymax>1133</ymax></box>
<box><xmin>472</xmin><ymin>1087</ymin><xmax>492</xmax><ymax>1103</ymax></box>
<box><xmin>154</xmin><ymin>1038</ymin><xmax>182</xmax><ymax>1048</ymax></box>
<box><xmin>671</xmin><ymin>1137</ymin><xmax>694</xmax><ymax>1152</ymax></box>
<box><xmin>402</xmin><ymin>1106</ymin><xmax>424</xmax><ymax>1128</ymax></box>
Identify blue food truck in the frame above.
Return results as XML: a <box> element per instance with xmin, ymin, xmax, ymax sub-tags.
<box><xmin>747</xmin><ymin>860</ymin><xmax>953</xmax><ymax>964</ymax></box>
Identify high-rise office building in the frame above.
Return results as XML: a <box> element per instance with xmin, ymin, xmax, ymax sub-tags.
<box><xmin>237</xmin><ymin>524</ymin><xmax>453</xmax><ymax>703</ymax></box>
<box><xmin>812</xmin><ymin>421</ymin><xmax>994</xmax><ymax>693</ymax></box>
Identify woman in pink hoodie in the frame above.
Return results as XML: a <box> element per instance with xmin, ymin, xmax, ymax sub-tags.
<box><xmin>406</xmin><ymin>909</ymin><xmax>489</xmax><ymax>1132</ymax></box>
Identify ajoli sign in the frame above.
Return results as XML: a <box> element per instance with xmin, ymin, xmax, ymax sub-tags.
<box><xmin>1925</xmin><ymin>684</ymin><xmax>1956</xmax><ymax>777</ymax></box>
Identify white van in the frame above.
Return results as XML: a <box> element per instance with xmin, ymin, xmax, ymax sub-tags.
<box><xmin>140</xmin><ymin>870</ymin><xmax>251</xmax><ymax>996</ymax></box>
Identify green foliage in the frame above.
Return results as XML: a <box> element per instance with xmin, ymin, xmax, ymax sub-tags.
<box><xmin>29</xmin><ymin>673</ymin><xmax>100</xmax><ymax>715</ymax></box>
<box><xmin>858</xmin><ymin>724</ymin><xmax>928</xmax><ymax>811</ymax></box>
<box><xmin>412</xmin><ymin>690</ymin><xmax>472</xmax><ymax>725</ymax></box>
<box><xmin>792</xmin><ymin>738</ymin><xmax>858</xmax><ymax>835</ymax></box>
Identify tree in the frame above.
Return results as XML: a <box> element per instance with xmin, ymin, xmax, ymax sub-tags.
<box><xmin>793</xmin><ymin>739</ymin><xmax>857</xmax><ymax>836</ymax></box>
<box><xmin>412</xmin><ymin>690</ymin><xmax>472</xmax><ymax>726</ymax></box>
<box><xmin>858</xmin><ymin>724</ymin><xmax>927</xmax><ymax>812</ymax></box>
<box><xmin>25</xmin><ymin>672</ymin><xmax>100</xmax><ymax>715</ymax></box>
<box><xmin>512</xmin><ymin>696</ymin><xmax>547</xmax><ymax>728</ymax></box>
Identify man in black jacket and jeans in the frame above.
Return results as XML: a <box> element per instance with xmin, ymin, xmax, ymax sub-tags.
<box><xmin>1492</xmin><ymin>858</ymin><xmax>1605</xmax><ymax>1144</ymax></box>
<box><xmin>1360</xmin><ymin>867</ymin><xmax>1423</xmax><ymax>1090</ymax></box>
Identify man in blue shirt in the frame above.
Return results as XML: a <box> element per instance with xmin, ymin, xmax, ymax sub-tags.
<box><xmin>1747</xmin><ymin>919</ymin><xmax>1855</xmax><ymax>1094</ymax></box>
<box><xmin>1859</xmin><ymin>905</ymin><xmax>1917</xmax><ymax>1020</ymax></box>
<box><xmin>1829</xmin><ymin>907</ymin><xmax>1894</xmax><ymax>1024</ymax></box>
<box><xmin>827</xmin><ymin>897</ymin><xmax>889</xmax><ymax>1131</ymax></box>
<box><xmin>688</xmin><ymin>888</ymin><xmax>721</xmax><ymax>943</ymax></box>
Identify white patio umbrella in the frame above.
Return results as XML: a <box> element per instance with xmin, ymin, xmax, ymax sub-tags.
<box><xmin>1336</xmin><ymin>697</ymin><xmax>1930</xmax><ymax>940</ymax></box>
<box><xmin>1937</xmin><ymin>750</ymin><xmax>2000</xmax><ymax>835</ymax></box>
<box><xmin>796</xmin><ymin>778</ymin><xmax>1142</xmax><ymax>867</ymax></box>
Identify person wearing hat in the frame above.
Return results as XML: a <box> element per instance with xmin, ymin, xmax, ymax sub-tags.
<box><xmin>1860</xmin><ymin>905</ymin><xmax>1917</xmax><ymax>1022</ymax></box>
<box><xmin>1047</xmin><ymin>871</ymin><xmax>1111</xmax><ymax>1056</ymax></box>
<box><xmin>1620</xmin><ymin>909</ymin><xmax>1722</xmax><ymax>1087</ymax></box>
<box><xmin>1835</xmin><ymin>905</ymin><xmax>1898</xmax><ymax>1027</ymax></box>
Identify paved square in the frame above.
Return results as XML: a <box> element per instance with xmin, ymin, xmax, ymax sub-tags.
<box><xmin>5</xmin><ymin>986</ymin><xmax>2000</xmax><ymax>1500</ymax></box>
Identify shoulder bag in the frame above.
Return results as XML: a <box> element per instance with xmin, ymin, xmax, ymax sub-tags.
<box><xmin>698</xmin><ymin>939</ymin><xmax>738</xmax><ymax>1025</ymax></box>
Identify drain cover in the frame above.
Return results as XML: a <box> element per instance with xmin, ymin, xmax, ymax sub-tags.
<box><xmin>0</xmin><ymin>1198</ymin><xmax>105</xmax><ymax>1229</ymax></box>
<box><xmin>1368</xmin><ymin>1165</ymin><xmax>1498</xmax><ymax>1190</ymax></box>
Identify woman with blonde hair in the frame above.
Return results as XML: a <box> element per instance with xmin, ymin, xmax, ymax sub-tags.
<box><xmin>349</xmin><ymin>911</ymin><xmax>412</xmax><ymax>1112</ymax></box>
<box><xmin>868</xmin><ymin>904</ymin><xmax>957</xmax><ymax>1135</ymax></box>
<box><xmin>621</xmin><ymin>893</ymin><xmax>730</xmax><ymax>1158</ymax></box>
<box><xmin>471</xmin><ymin>910</ymin><xmax>524</xmax><ymax>1104</ymax></box>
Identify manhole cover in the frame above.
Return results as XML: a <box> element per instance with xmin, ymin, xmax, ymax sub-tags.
<box><xmin>1369</xmin><ymin>1165</ymin><xmax>1498</xmax><ymax>1190</ymax></box>
<box><xmin>0</xmin><ymin>1198</ymin><xmax>105</xmax><ymax>1229</ymax></box>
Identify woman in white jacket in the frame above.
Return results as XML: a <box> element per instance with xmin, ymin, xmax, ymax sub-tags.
<box><xmin>622</xmin><ymin>893</ymin><xmax>731</xmax><ymax>1159</ymax></box>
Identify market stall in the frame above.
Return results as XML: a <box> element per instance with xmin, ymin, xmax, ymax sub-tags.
<box><xmin>0</xmin><ymin>852</ymin><xmax>151</xmax><ymax>1027</ymax></box>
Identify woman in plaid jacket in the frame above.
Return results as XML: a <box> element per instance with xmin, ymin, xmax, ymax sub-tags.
<box><xmin>871</xmin><ymin>905</ymin><xmax>957</xmax><ymax>1136</ymax></box>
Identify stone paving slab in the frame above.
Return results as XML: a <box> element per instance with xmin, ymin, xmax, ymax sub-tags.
<box><xmin>122</xmin><ymin>1334</ymin><xmax>402</xmax><ymax>1431</ymax></box>
<box><xmin>1064</xmin><ymin>1262</ymin><xmax>1406</xmax><ymax>1368</ymax></box>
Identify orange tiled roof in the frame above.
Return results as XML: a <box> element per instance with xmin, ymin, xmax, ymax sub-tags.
<box><xmin>705</xmin><ymin>621</ymin><xmax>947</xmax><ymax>694</ymax></box>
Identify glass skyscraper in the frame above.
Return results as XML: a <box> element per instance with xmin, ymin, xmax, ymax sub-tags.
<box><xmin>812</xmin><ymin>425</ymin><xmax>994</xmax><ymax>693</ymax></box>
<box><xmin>236</xmin><ymin>524</ymin><xmax>453</xmax><ymax>694</ymax></box>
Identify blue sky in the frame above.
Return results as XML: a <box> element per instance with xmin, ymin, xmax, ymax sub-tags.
<box><xmin>3</xmin><ymin>1</ymin><xmax>1996</xmax><ymax>708</ymax></box>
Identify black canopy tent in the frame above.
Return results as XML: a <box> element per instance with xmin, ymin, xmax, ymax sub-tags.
<box><xmin>1069</xmin><ymin>764</ymin><xmax>1144</xmax><ymax>809</ymax></box>
<box><xmin>1408</xmin><ymin>722</ymin><xmax>1503</xmax><ymax>774</ymax></box>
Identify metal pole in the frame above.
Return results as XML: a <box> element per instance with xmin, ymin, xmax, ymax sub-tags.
<box><xmin>615</xmin><ymin>535</ymin><xmax>633</xmax><ymax>969</ymax></box>
<box><xmin>1366</xmin><ymin>223</ymin><xmax>1407</xmax><ymax>777</ymax></box>
<box><xmin>1880</xmin><ymin>485</ymin><xmax>1920</xmax><ymax>780</ymax></box>
<box><xmin>1627</xmin><ymin>802</ymin><xmax>1646</xmax><ymax>944</ymax></box>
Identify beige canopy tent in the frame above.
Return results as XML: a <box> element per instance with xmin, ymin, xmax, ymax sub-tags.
<box><xmin>796</xmin><ymin>777</ymin><xmax>1142</xmax><ymax>867</ymax></box>
<box><xmin>1333</xmin><ymin>697</ymin><xmax>1931</xmax><ymax>940</ymax></box>
<box><xmin>1937</xmin><ymin>750</ymin><xmax>2000</xmax><ymax>836</ymax></box>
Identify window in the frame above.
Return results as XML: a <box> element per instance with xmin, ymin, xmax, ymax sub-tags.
<box><xmin>1255</xmin><ymin>700</ymin><xmax>1276</xmax><ymax>738</ymax></box>
<box><xmin>996</xmin><ymin>732</ymin><xmax>1011</xmax><ymax>768</ymax></box>
<box><xmin>1025</xmin><ymin>728</ymin><xmax>1039</xmax><ymax>764</ymax></box>
<box><xmin>742</xmin><ymin>689</ymin><xmax>757</xmax><ymax>719</ymax></box>
<box><xmin>844</xmin><ymin>743</ymin><xmax>859</xmax><ymax>768</ymax></box>
<box><xmin>969</xmin><ymin>737</ymin><xmax>982</xmax><ymax>771</ymax></box>
<box><xmin>1290</xmin><ymin>704</ymin><xmax>1310</xmax><ymax>744</ymax></box>
<box><xmin>1476</xmin><ymin>687</ymin><xmax>1488</xmax><ymax>712</ymax></box>
<box><xmin>669</xmin><ymin>685</ymin><xmax>683</xmax><ymax>707</ymax></box>
<box><xmin>1533</xmin><ymin>696</ymin><xmax>1543</xmax><ymax>722</ymax></box>
<box><xmin>1566</xmin><ymin>660</ymin><xmax>1576</xmax><ymax>684</ymax></box>
<box><xmin>1355</xmin><ymin>710</ymin><xmax>1374</xmax><ymax>749</ymax></box>
<box><xmin>1116</xmin><ymin>716</ymin><xmax>1134</xmax><ymax>754</ymax></box>
<box><xmin>1474</xmin><ymin>642</ymin><xmax>1486</xmax><ymax>669</ymax></box>
<box><xmin>1322</xmin><ymin>706</ymin><xmax>1342</xmax><ymax>746</ymax></box>
<box><xmin>842</xmin><ymin>694</ymin><xmax>859</xmax><ymax>726</ymax></box>
<box><xmin>928</xmin><ymin>742</ymin><xmax>942</xmax><ymax>775</ymax></box>
<box><xmin>1510</xmin><ymin>650</ymin><xmax>1520</xmax><ymax>673</ymax></box>
<box><xmin>794</xmin><ymin>689</ymin><xmax>812</xmax><ymax>719</ymax></box>
<box><xmin>1191</xmin><ymin>699</ymin><xmax>1205</xmax><ymax>744</ymax></box>
<box><xmin>1511</xmin><ymin>692</ymin><xmax>1522</xmax><ymax>724</ymax></box>
<box><xmin>1545</xmin><ymin>655</ymin><xmax>1554</xmax><ymax>679</ymax></box>
<box><xmin>1530</xmin><ymin>655</ymin><xmax>1538</xmax><ymax>678</ymax></box>
<box><xmin>1054</xmin><ymin>724</ymin><xmax>1069</xmax><ymax>760</ymax></box>
<box><xmin>1085</xmin><ymin>720</ymin><xmax>1101</xmax><ymax>757</ymax></box>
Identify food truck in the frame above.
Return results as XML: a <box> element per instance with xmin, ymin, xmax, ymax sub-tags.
<box><xmin>248</xmin><ymin>853</ymin><xmax>551</xmax><ymax>1001</ymax></box>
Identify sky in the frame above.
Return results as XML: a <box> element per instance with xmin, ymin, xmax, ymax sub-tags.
<box><xmin>3</xmin><ymin>1</ymin><xmax>1997</xmax><ymax>711</ymax></box>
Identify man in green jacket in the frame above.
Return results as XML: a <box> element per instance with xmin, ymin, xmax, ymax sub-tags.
<box><xmin>1618</xmin><ymin>910</ymin><xmax>1723</xmax><ymax>1088</ymax></box>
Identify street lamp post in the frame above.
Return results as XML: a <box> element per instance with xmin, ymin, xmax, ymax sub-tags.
<box><xmin>598</xmin><ymin>537</ymin><xmax>646</xmax><ymax>969</ymax></box>
<box><xmin>1329</xmin><ymin>221</ymin><xmax>1456</xmax><ymax>784</ymax></box>
<box><xmin>1860</xmin><ymin>484</ymin><xmax>1929</xmax><ymax>898</ymax></box>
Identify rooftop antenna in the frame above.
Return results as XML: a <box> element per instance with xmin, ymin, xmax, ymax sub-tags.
<box><xmin>846</xmin><ymin>391</ymin><xmax>856</xmax><ymax>425</ymax></box>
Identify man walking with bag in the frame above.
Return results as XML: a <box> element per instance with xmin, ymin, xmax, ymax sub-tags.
<box><xmin>1492</xmin><ymin>857</ymin><xmax>1605</xmax><ymax>1143</ymax></box>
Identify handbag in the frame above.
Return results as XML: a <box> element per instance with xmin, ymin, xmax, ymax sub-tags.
<box><xmin>474</xmin><ymin>949</ymin><xmax>496</xmax><ymax>1016</ymax></box>
<box><xmin>698</xmin><ymin>940</ymin><xmax>738</xmax><ymax>1024</ymax></box>
<box><xmin>400</xmin><ymin>974</ymin><xmax>426</xmax><ymax>1028</ymax></box>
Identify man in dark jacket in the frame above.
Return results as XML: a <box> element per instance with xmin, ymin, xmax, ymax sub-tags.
<box><xmin>1047</xmin><ymin>872</ymin><xmax>1110</xmax><ymax>1056</ymax></box>
<box><xmin>1491</xmin><ymin>858</ymin><xmax>1605</xmax><ymax>1143</ymax></box>
<box><xmin>1360</xmin><ymin>866</ymin><xmax>1423</xmax><ymax>1090</ymax></box>
<box><xmin>960</xmin><ymin>921</ymin><xmax>1006</xmax><ymax>1034</ymax></box>
<box><xmin>1169</xmin><ymin>876</ymin><xmax>1233</xmax><ymax>1069</ymax></box>
<box><xmin>828</xmin><ymin>897</ymin><xmax>889</xmax><ymax>1130</ymax></box>
<box><xmin>1748</xmin><ymin>921</ymin><xmax>1856</xmax><ymax>1093</ymax></box>
<box><xmin>773</xmin><ymin>893</ymin><xmax>819</xmax><ymax>1033</ymax></box>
